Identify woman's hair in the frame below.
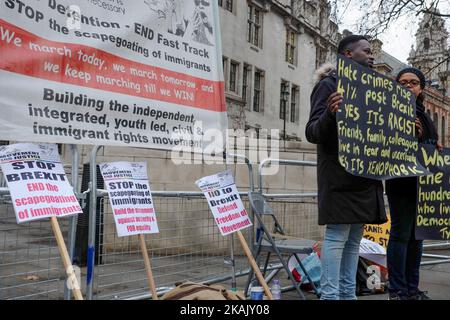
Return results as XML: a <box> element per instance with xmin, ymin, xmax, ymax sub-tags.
<box><xmin>396</xmin><ymin>67</ymin><xmax>426</xmax><ymax>103</ymax></box>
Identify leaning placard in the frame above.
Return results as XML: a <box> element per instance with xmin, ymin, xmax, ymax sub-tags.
<box><xmin>196</xmin><ymin>170</ymin><xmax>273</xmax><ymax>299</ymax></box>
<box><xmin>336</xmin><ymin>55</ymin><xmax>428</xmax><ymax>179</ymax></box>
<box><xmin>99</xmin><ymin>161</ymin><xmax>159</xmax><ymax>299</ymax></box>
<box><xmin>416</xmin><ymin>144</ymin><xmax>450</xmax><ymax>240</ymax></box>
<box><xmin>0</xmin><ymin>1</ymin><xmax>227</xmax><ymax>151</ymax></box>
<box><xmin>195</xmin><ymin>170</ymin><xmax>251</xmax><ymax>236</ymax></box>
<box><xmin>0</xmin><ymin>142</ymin><xmax>83</xmax><ymax>299</ymax></box>
<box><xmin>0</xmin><ymin>143</ymin><xmax>82</xmax><ymax>223</ymax></box>
<box><xmin>99</xmin><ymin>162</ymin><xmax>159</xmax><ymax>237</ymax></box>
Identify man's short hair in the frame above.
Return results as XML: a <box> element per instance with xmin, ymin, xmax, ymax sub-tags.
<box><xmin>337</xmin><ymin>35</ymin><xmax>369</xmax><ymax>54</ymax></box>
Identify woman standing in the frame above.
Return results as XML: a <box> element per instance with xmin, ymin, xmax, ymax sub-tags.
<box><xmin>386</xmin><ymin>67</ymin><xmax>443</xmax><ymax>300</ymax></box>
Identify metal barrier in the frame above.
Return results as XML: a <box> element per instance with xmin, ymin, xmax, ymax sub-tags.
<box><xmin>1</xmin><ymin>150</ymin><xmax>449</xmax><ymax>300</ymax></box>
<box><xmin>422</xmin><ymin>241</ymin><xmax>450</xmax><ymax>265</ymax></box>
<box><xmin>91</xmin><ymin>192</ymin><xmax>252</xmax><ymax>300</ymax></box>
<box><xmin>0</xmin><ymin>188</ymin><xmax>70</xmax><ymax>300</ymax></box>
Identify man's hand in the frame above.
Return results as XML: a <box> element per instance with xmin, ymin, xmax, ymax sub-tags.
<box><xmin>415</xmin><ymin>118</ymin><xmax>423</xmax><ymax>138</ymax></box>
<box><xmin>327</xmin><ymin>92</ymin><xmax>343</xmax><ymax>113</ymax></box>
<box><xmin>437</xmin><ymin>141</ymin><xmax>444</xmax><ymax>152</ymax></box>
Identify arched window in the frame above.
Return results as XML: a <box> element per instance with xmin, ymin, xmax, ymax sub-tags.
<box><xmin>424</xmin><ymin>38</ymin><xmax>430</xmax><ymax>50</ymax></box>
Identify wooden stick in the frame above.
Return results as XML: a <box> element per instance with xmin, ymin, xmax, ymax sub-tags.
<box><xmin>236</xmin><ymin>231</ymin><xmax>273</xmax><ymax>300</ymax></box>
<box><xmin>139</xmin><ymin>234</ymin><xmax>159</xmax><ymax>300</ymax></box>
<box><xmin>50</xmin><ymin>217</ymin><xmax>83</xmax><ymax>300</ymax></box>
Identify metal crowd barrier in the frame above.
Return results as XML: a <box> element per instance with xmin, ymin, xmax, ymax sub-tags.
<box><xmin>1</xmin><ymin>150</ymin><xmax>449</xmax><ymax>300</ymax></box>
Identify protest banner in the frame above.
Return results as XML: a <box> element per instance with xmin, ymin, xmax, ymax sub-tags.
<box><xmin>196</xmin><ymin>170</ymin><xmax>273</xmax><ymax>299</ymax></box>
<box><xmin>363</xmin><ymin>213</ymin><xmax>391</xmax><ymax>249</ymax></box>
<box><xmin>0</xmin><ymin>143</ymin><xmax>82</xmax><ymax>222</ymax></box>
<box><xmin>336</xmin><ymin>55</ymin><xmax>428</xmax><ymax>180</ymax></box>
<box><xmin>99</xmin><ymin>161</ymin><xmax>159</xmax><ymax>299</ymax></box>
<box><xmin>0</xmin><ymin>0</ymin><xmax>227</xmax><ymax>151</ymax></box>
<box><xmin>99</xmin><ymin>162</ymin><xmax>158</xmax><ymax>237</ymax></box>
<box><xmin>0</xmin><ymin>143</ymin><xmax>83</xmax><ymax>299</ymax></box>
<box><xmin>195</xmin><ymin>170</ymin><xmax>251</xmax><ymax>236</ymax></box>
<box><xmin>416</xmin><ymin>144</ymin><xmax>450</xmax><ymax>240</ymax></box>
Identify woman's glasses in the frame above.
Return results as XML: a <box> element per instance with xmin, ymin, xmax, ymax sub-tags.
<box><xmin>399</xmin><ymin>79</ymin><xmax>421</xmax><ymax>87</ymax></box>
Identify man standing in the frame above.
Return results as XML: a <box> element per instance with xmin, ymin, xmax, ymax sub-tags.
<box><xmin>305</xmin><ymin>35</ymin><xmax>387</xmax><ymax>300</ymax></box>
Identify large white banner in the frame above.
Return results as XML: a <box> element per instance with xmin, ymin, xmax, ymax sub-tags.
<box><xmin>0</xmin><ymin>143</ymin><xmax>82</xmax><ymax>223</ymax></box>
<box><xmin>0</xmin><ymin>0</ymin><xmax>227</xmax><ymax>151</ymax></box>
<box><xmin>99</xmin><ymin>161</ymin><xmax>158</xmax><ymax>237</ymax></box>
<box><xmin>196</xmin><ymin>170</ymin><xmax>252</xmax><ymax>236</ymax></box>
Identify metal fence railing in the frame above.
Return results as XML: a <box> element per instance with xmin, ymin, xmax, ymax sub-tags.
<box><xmin>1</xmin><ymin>153</ymin><xmax>449</xmax><ymax>300</ymax></box>
<box><xmin>0</xmin><ymin>200</ymin><xmax>69</xmax><ymax>300</ymax></box>
<box><xmin>92</xmin><ymin>194</ymin><xmax>252</xmax><ymax>300</ymax></box>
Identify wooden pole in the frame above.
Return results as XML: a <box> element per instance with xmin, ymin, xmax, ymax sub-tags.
<box><xmin>236</xmin><ymin>231</ymin><xmax>273</xmax><ymax>300</ymax></box>
<box><xmin>139</xmin><ymin>234</ymin><xmax>159</xmax><ymax>300</ymax></box>
<box><xmin>50</xmin><ymin>217</ymin><xmax>83</xmax><ymax>300</ymax></box>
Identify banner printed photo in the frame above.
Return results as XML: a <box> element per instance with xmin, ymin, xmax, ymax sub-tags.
<box><xmin>0</xmin><ymin>143</ymin><xmax>82</xmax><ymax>223</ymax></box>
<box><xmin>0</xmin><ymin>0</ymin><xmax>227</xmax><ymax>151</ymax></box>
<box><xmin>99</xmin><ymin>161</ymin><xmax>159</xmax><ymax>237</ymax></box>
<box><xmin>196</xmin><ymin>170</ymin><xmax>252</xmax><ymax>236</ymax></box>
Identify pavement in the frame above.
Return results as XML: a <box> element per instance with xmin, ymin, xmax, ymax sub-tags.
<box><xmin>277</xmin><ymin>247</ymin><xmax>450</xmax><ymax>300</ymax></box>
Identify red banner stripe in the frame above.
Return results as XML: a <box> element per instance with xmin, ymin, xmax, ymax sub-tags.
<box><xmin>0</xmin><ymin>19</ymin><xmax>226</xmax><ymax>112</ymax></box>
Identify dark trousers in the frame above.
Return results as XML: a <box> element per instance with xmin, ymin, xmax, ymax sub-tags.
<box><xmin>386</xmin><ymin>193</ymin><xmax>423</xmax><ymax>297</ymax></box>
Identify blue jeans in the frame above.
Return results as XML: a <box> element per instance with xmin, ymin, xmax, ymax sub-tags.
<box><xmin>320</xmin><ymin>224</ymin><xmax>364</xmax><ymax>300</ymax></box>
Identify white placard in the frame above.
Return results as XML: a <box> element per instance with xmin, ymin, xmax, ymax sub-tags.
<box><xmin>0</xmin><ymin>0</ymin><xmax>227</xmax><ymax>151</ymax></box>
<box><xmin>196</xmin><ymin>170</ymin><xmax>252</xmax><ymax>236</ymax></box>
<box><xmin>99</xmin><ymin>161</ymin><xmax>158</xmax><ymax>237</ymax></box>
<box><xmin>359</xmin><ymin>238</ymin><xmax>387</xmax><ymax>267</ymax></box>
<box><xmin>0</xmin><ymin>143</ymin><xmax>82</xmax><ymax>223</ymax></box>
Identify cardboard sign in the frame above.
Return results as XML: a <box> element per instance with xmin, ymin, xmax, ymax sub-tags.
<box><xmin>0</xmin><ymin>0</ymin><xmax>227</xmax><ymax>151</ymax></box>
<box><xmin>99</xmin><ymin>162</ymin><xmax>158</xmax><ymax>237</ymax></box>
<box><xmin>0</xmin><ymin>143</ymin><xmax>81</xmax><ymax>223</ymax></box>
<box><xmin>416</xmin><ymin>144</ymin><xmax>450</xmax><ymax>240</ymax></box>
<box><xmin>336</xmin><ymin>55</ymin><xmax>428</xmax><ymax>180</ymax></box>
<box><xmin>196</xmin><ymin>170</ymin><xmax>252</xmax><ymax>236</ymax></box>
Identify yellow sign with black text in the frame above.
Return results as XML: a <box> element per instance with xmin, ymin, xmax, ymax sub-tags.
<box><xmin>363</xmin><ymin>213</ymin><xmax>391</xmax><ymax>248</ymax></box>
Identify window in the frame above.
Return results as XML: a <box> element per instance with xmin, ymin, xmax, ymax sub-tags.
<box><xmin>285</xmin><ymin>29</ymin><xmax>297</xmax><ymax>65</ymax></box>
<box><xmin>229</xmin><ymin>61</ymin><xmax>239</xmax><ymax>93</ymax></box>
<box><xmin>242</xmin><ymin>64</ymin><xmax>252</xmax><ymax>108</ymax></box>
<box><xmin>0</xmin><ymin>141</ymin><xmax>8</xmax><ymax>146</ymax></box>
<box><xmin>222</xmin><ymin>56</ymin><xmax>228</xmax><ymax>91</ymax></box>
<box><xmin>316</xmin><ymin>47</ymin><xmax>327</xmax><ymax>68</ymax></box>
<box><xmin>218</xmin><ymin>0</ymin><xmax>233</xmax><ymax>12</ymax></box>
<box><xmin>442</xmin><ymin>116</ymin><xmax>446</xmax><ymax>145</ymax></box>
<box><xmin>253</xmin><ymin>69</ymin><xmax>264</xmax><ymax>112</ymax></box>
<box><xmin>280</xmin><ymin>81</ymin><xmax>290</xmax><ymax>120</ymax></box>
<box><xmin>247</xmin><ymin>4</ymin><xmax>262</xmax><ymax>47</ymax></box>
<box><xmin>290</xmin><ymin>85</ymin><xmax>299</xmax><ymax>123</ymax></box>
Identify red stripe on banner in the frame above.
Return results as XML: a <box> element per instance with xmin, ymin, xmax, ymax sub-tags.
<box><xmin>0</xmin><ymin>19</ymin><xmax>226</xmax><ymax>112</ymax></box>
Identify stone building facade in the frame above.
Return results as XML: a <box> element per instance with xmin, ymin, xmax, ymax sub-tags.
<box><xmin>408</xmin><ymin>9</ymin><xmax>450</xmax><ymax>146</ymax></box>
<box><xmin>220</xmin><ymin>0</ymin><xmax>340</xmax><ymax>142</ymax></box>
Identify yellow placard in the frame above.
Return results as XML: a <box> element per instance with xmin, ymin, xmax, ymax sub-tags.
<box><xmin>363</xmin><ymin>213</ymin><xmax>391</xmax><ymax>248</ymax></box>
